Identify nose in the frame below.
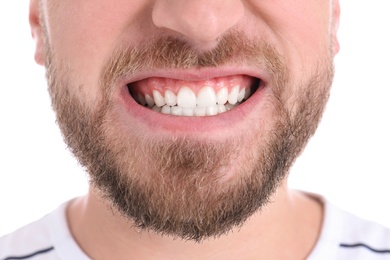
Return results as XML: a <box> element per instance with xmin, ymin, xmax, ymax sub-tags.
<box><xmin>152</xmin><ymin>0</ymin><xmax>245</xmax><ymax>45</ymax></box>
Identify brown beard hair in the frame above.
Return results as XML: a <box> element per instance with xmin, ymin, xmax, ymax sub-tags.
<box><xmin>44</xmin><ymin>27</ymin><xmax>334</xmax><ymax>241</ymax></box>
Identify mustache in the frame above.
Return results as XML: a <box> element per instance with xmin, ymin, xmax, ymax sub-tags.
<box><xmin>101</xmin><ymin>29</ymin><xmax>285</xmax><ymax>89</ymax></box>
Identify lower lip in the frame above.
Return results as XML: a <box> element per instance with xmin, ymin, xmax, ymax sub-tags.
<box><xmin>118</xmin><ymin>80</ymin><xmax>268</xmax><ymax>134</ymax></box>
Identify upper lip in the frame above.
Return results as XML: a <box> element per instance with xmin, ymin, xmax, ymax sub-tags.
<box><xmin>117</xmin><ymin>66</ymin><xmax>271</xmax><ymax>87</ymax></box>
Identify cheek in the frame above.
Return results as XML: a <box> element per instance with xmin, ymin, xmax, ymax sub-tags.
<box><xmin>249</xmin><ymin>0</ymin><xmax>332</xmax><ymax>78</ymax></box>
<box><xmin>45</xmin><ymin>1</ymin><xmax>151</xmax><ymax>102</ymax></box>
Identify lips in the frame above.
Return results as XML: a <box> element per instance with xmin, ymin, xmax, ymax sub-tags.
<box><xmin>127</xmin><ymin>75</ymin><xmax>260</xmax><ymax>116</ymax></box>
<box><xmin>117</xmin><ymin>70</ymin><xmax>269</xmax><ymax>133</ymax></box>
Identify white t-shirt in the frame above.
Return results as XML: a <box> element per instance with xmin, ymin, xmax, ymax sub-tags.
<box><xmin>1</xmin><ymin>196</ymin><xmax>390</xmax><ymax>260</ymax></box>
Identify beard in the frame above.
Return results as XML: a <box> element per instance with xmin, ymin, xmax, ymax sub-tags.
<box><xmin>44</xmin><ymin>30</ymin><xmax>334</xmax><ymax>241</ymax></box>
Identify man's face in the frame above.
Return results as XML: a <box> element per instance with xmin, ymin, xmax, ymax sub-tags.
<box><xmin>33</xmin><ymin>0</ymin><xmax>339</xmax><ymax>241</ymax></box>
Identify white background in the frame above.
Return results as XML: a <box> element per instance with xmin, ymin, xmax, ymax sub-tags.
<box><xmin>0</xmin><ymin>1</ymin><xmax>389</xmax><ymax>237</ymax></box>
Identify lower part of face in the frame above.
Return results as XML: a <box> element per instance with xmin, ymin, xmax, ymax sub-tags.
<box><xmin>44</xmin><ymin>27</ymin><xmax>334</xmax><ymax>241</ymax></box>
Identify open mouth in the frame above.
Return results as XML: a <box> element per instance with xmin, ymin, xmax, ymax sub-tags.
<box><xmin>127</xmin><ymin>75</ymin><xmax>261</xmax><ymax>117</ymax></box>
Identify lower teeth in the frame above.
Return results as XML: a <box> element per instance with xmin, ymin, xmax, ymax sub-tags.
<box><xmin>150</xmin><ymin>103</ymin><xmax>239</xmax><ymax>116</ymax></box>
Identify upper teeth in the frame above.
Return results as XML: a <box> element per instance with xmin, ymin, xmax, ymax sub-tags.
<box><xmin>133</xmin><ymin>86</ymin><xmax>252</xmax><ymax>116</ymax></box>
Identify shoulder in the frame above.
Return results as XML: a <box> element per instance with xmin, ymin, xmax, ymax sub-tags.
<box><xmin>0</xmin><ymin>211</ymin><xmax>57</xmax><ymax>260</ymax></box>
<box><xmin>0</xmin><ymin>200</ymin><xmax>88</xmax><ymax>260</ymax></box>
<box><xmin>309</xmin><ymin>195</ymin><xmax>390</xmax><ymax>259</ymax></box>
<box><xmin>336</xmin><ymin>207</ymin><xmax>390</xmax><ymax>258</ymax></box>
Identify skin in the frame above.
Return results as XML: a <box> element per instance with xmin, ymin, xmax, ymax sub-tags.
<box><xmin>29</xmin><ymin>0</ymin><xmax>340</xmax><ymax>259</ymax></box>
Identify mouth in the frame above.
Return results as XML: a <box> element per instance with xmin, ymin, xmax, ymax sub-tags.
<box><xmin>127</xmin><ymin>75</ymin><xmax>261</xmax><ymax>117</ymax></box>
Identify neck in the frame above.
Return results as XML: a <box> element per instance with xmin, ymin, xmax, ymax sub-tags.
<box><xmin>67</xmin><ymin>183</ymin><xmax>323</xmax><ymax>259</ymax></box>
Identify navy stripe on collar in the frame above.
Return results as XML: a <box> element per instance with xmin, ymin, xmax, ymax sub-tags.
<box><xmin>340</xmin><ymin>243</ymin><xmax>390</xmax><ymax>254</ymax></box>
<box><xmin>2</xmin><ymin>246</ymin><xmax>54</xmax><ymax>260</ymax></box>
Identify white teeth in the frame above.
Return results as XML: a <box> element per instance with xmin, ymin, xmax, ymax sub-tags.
<box><xmin>165</xmin><ymin>90</ymin><xmax>177</xmax><ymax>106</ymax></box>
<box><xmin>161</xmin><ymin>105</ymin><xmax>171</xmax><ymax>114</ymax></box>
<box><xmin>216</xmin><ymin>87</ymin><xmax>228</xmax><ymax>105</ymax></box>
<box><xmin>152</xmin><ymin>105</ymin><xmax>161</xmax><ymax>112</ymax></box>
<box><xmin>238</xmin><ymin>88</ymin><xmax>245</xmax><ymax>102</ymax></box>
<box><xmin>218</xmin><ymin>104</ymin><xmax>227</xmax><ymax>113</ymax></box>
<box><xmin>152</xmin><ymin>103</ymin><xmax>240</xmax><ymax>116</ymax></box>
<box><xmin>177</xmin><ymin>87</ymin><xmax>197</xmax><ymax>108</ymax></box>
<box><xmin>135</xmin><ymin>84</ymin><xmax>254</xmax><ymax>116</ymax></box>
<box><xmin>206</xmin><ymin>105</ymin><xmax>218</xmax><ymax>116</ymax></box>
<box><xmin>153</xmin><ymin>90</ymin><xmax>165</xmax><ymax>107</ymax></box>
<box><xmin>171</xmin><ymin>106</ymin><xmax>182</xmax><ymax>116</ymax></box>
<box><xmin>138</xmin><ymin>93</ymin><xmax>147</xmax><ymax>106</ymax></box>
<box><xmin>182</xmin><ymin>108</ymin><xmax>194</xmax><ymax>116</ymax></box>
<box><xmin>194</xmin><ymin>107</ymin><xmax>206</xmax><ymax>116</ymax></box>
<box><xmin>225</xmin><ymin>103</ymin><xmax>235</xmax><ymax>111</ymax></box>
<box><xmin>228</xmin><ymin>85</ymin><xmax>239</xmax><ymax>105</ymax></box>
<box><xmin>197</xmin><ymin>86</ymin><xmax>217</xmax><ymax>107</ymax></box>
<box><xmin>145</xmin><ymin>94</ymin><xmax>155</xmax><ymax>107</ymax></box>
<box><xmin>156</xmin><ymin>104</ymin><xmax>239</xmax><ymax>116</ymax></box>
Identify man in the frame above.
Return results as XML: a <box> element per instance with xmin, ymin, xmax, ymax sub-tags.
<box><xmin>1</xmin><ymin>0</ymin><xmax>389</xmax><ymax>259</ymax></box>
